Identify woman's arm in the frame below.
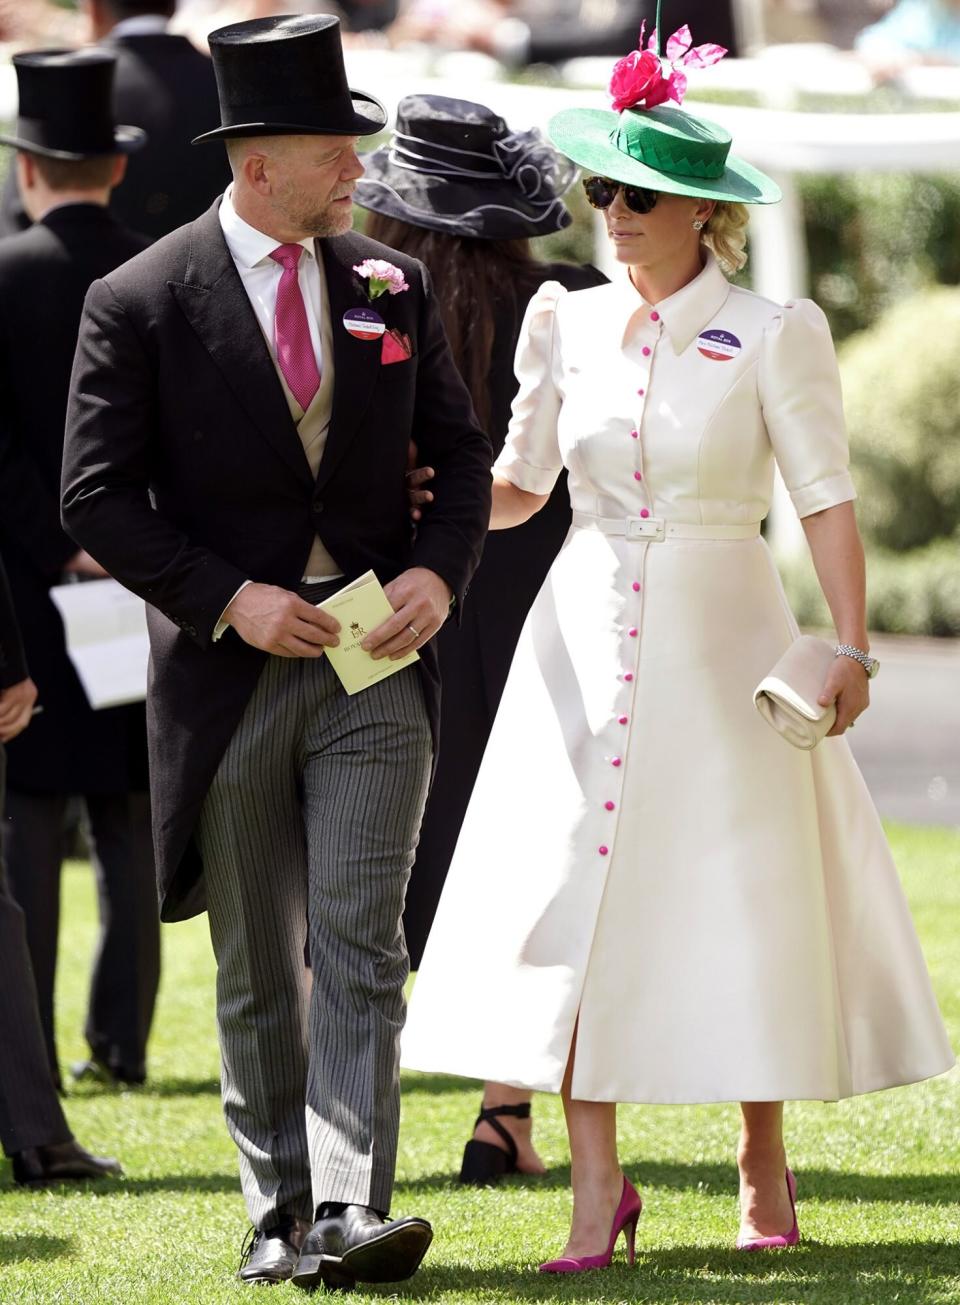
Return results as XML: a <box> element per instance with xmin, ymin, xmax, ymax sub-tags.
<box><xmin>800</xmin><ymin>500</ymin><xmax>871</xmax><ymax>735</ymax></box>
<box><xmin>491</xmin><ymin>475</ymin><xmax>548</xmax><ymax>529</ymax></box>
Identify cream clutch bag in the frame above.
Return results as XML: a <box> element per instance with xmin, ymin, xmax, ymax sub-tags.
<box><xmin>753</xmin><ymin>635</ymin><xmax>837</xmax><ymax>750</ymax></box>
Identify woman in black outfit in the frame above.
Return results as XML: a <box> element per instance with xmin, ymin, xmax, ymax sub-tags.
<box><xmin>356</xmin><ymin>93</ymin><xmax>605</xmax><ymax>1183</ymax></box>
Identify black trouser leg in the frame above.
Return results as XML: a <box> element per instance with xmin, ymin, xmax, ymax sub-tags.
<box><xmin>83</xmin><ymin>792</ymin><xmax>160</xmax><ymax>1081</ymax></box>
<box><xmin>0</xmin><ymin>750</ymin><xmax>70</xmax><ymax>1154</ymax></box>
<box><xmin>1</xmin><ymin>789</ymin><xmax>67</xmax><ymax>1086</ymax></box>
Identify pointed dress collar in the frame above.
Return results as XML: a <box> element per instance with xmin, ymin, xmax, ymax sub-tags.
<box><xmin>615</xmin><ymin>251</ymin><xmax>731</xmax><ymax>354</ymax></box>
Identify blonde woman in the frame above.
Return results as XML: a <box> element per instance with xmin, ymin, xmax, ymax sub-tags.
<box><xmin>402</xmin><ymin>22</ymin><xmax>954</xmax><ymax>1274</ymax></box>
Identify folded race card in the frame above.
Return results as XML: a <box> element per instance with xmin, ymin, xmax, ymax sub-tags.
<box><xmin>317</xmin><ymin>570</ymin><xmax>418</xmax><ymax>695</ymax></box>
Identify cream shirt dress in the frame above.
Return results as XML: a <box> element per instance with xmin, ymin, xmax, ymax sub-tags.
<box><xmin>402</xmin><ymin>253</ymin><xmax>954</xmax><ymax>1103</ymax></box>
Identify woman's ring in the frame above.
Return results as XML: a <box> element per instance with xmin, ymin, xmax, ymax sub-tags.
<box><xmin>408</xmin><ymin>624</ymin><xmax>420</xmax><ymax>639</ymax></box>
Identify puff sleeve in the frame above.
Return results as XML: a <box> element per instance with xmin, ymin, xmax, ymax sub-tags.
<box><xmin>758</xmin><ymin>299</ymin><xmax>856</xmax><ymax>518</ymax></box>
<box><xmin>493</xmin><ymin>280</ymin><xmax>566</xmax><ymax>496</ymax></box>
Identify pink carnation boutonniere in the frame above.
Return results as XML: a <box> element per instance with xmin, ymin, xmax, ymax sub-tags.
<box><xmin>353</xmin><ymin>258</ymin><xmax>410</xmax><ymax>302</ymax></box>
<box><xmin>609</xmin><ymin>22</ymin><xmax>727</xmax><ymax>113</ymax></box>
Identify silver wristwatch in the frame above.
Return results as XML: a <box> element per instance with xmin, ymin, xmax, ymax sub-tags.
<box><xmin>835</xmin><ymin>643</ymin><xmax>880</xmax><ymax>679</ymax></box>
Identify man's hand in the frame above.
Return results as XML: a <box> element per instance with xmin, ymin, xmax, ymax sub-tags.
<box><xmin>362</xmin><ymin>568</ymin><xmax>452</xmax><ymax>660</ymax></box>
<box><xmin>224</xmin><ymin>582</ymin><xmax>340</xmax><ymax>658</ymax></box>
<box><xmin>63</xmin><ymin>549</ymin><xmax>109</xmax><ymax>578</ymax></box>
<box><xmin>0</xmin><ymin>676</ymin><xmax>38</xmax><ymax>743</ymax></box>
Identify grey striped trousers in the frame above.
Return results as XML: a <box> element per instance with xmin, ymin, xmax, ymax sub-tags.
<box><xmin>196</xmin><ymin>631</ymin><xmax>432</xmax><ymax>1229</ymax></box>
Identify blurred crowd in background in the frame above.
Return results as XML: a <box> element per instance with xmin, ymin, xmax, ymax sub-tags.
<box><xmin>2</xmin><ymin>1</ymin><xmax>960</xmax><ymax>76</ymax></box>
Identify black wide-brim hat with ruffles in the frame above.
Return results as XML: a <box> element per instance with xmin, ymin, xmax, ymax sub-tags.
<box><xmin>0</xmin><ymin>49</ymin><xmax>145</xmax><ymax>160</ymax></box>
<box><xmin>353</xmin><ymin>94</ymin><xmax>577</xmax><ymax>240</ymax></box>
<box><xmin>192</xmin><ymin>14</ymin><xmax>386</xmax><ymax>144</ymax></box>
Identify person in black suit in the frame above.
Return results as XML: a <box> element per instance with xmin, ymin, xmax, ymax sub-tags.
<box><xmin>0</xmin><ymin>49</ymin><xmax>159</xmax><ymax>1089</ymax></box>
<box><xmin>62</xmin><ymin>16</ymin><xmax>490</xmax><ymax>1290</ymax></box>
<box><xmin>0</xmin><ymin>555</ymin><xmax>123</xmax><ymax>1187</ymax></box>
<box><xmin>0</xmin><ymin>0</ymin><xmax>230</xmax><ymax>239</ymax></box>
<box><xmin>357</xmin><ymin>93</ymin><xmax>606</xmax><ymax>1185</ymax></box>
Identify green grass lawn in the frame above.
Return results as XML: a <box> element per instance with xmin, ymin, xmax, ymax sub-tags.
<box><xmin>1</xmin><ymin>823</ymin><xmax>959</xmax><ymax>1304</ymax></box>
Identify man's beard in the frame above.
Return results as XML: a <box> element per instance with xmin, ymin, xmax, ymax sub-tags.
<box><xmin>278</xmin><ymin>189</ymin><xmax>354</xmax><ymax>237</ymax></box>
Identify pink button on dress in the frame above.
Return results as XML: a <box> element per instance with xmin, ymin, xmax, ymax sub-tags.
<box><xmin>403</xmin><ymin>257</ymin><xmax>954</xmax><ymax>1105</ymax></box>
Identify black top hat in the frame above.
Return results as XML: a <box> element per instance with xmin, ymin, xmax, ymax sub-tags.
<box><xmin>0</xmin><ymin>49</ymin><xmax>146</xmax><ymax>161</ymax></box>
<box><xmin>192</xmin><ymin>14</ymin><xmax>386</xmax><ymax>145</ymax></box>
<box><xmin>353</xmin><ymin>94</ymin><xmax>577</xmax><ymax>241</ymax></box>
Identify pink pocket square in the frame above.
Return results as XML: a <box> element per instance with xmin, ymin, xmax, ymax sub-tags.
<box><xmin>381</xmin><ymin>329</ymin><xmax>413</xmax><ymax>365</ymax></box>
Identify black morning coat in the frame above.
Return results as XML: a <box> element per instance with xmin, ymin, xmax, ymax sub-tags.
<box><xmin>0</xmin><ymin>205</ymin><xmax>152</xmax><ymax>795</ymax></box>
<box><xmin>0</xmin><ymin>31</ymin><xmax>231</xmax><ymax>240</ymax></box>
<box><xmin>62</xmin><ymin>204</ymin><xmax>492</xmax><ymax>922</ymax></box>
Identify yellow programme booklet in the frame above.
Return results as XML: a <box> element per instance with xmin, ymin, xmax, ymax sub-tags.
<box><xmin>317</xmin><ymin>570</ymin><xmax>419</xmax><ymax>695</ymax></box>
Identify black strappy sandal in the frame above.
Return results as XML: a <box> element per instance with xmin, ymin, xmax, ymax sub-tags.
<box><xmin>458</xmin><ymin>1102</ymin><xmax>531</xmax><ymax>1185</ymax></box>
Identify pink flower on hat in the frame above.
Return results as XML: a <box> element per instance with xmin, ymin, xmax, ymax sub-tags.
<box><xmin>609</xmin><ymin>49</ymin><xmax>677</xmax><ymax>112</ymax></box>
<box><xmin>353</xmin><ymin>258</ymin><xmax>409</xmax><ymax>301</ymax></box>
<box><xmin>609</xmin><ymin>21</ymin><xmax>727</xmax><ymax>112</ymax></box>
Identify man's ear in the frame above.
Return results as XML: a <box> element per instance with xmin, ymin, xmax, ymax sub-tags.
<box><xmin>111</xmin><ymin>154</ymin><xmax>128</xmax><ymax>190</ymax></box>
<box><xmin>242</xmin><ymin>149</ymin><xmax>274</xmax><ymax>197</ymax></box>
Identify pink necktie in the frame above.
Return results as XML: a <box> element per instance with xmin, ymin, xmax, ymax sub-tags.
<box><xmin>269</xmin><ymin>243</ymin><xmax>321</xmax><ymax>411</ymax></box>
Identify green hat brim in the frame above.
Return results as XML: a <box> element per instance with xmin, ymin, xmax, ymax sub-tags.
<box><xmin>548</xmin><ymin>108</ymin><xmax>781</xmax><ymax>206</ymax></box>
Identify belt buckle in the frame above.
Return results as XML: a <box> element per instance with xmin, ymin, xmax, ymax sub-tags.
<box><xmin>626</xmin><ymin>517</ymin><xmax>664</xmax><ymax>541</ymax></box>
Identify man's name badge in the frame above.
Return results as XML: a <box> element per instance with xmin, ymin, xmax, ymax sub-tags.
<box><xmin>343</xmin><ymin>307</ymin><xmax>385</xmax><ymax>341</ymax></box>
<box><xmin>697</xmin><ymin>328</ymin><xmax>741</xmax><ymax>361</ymax></box>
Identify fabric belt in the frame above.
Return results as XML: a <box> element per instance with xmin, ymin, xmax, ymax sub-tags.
<box><xmin>571</xmin><ymin>512</ymin><xmax>761</xmax><ymax>541</ymax></box>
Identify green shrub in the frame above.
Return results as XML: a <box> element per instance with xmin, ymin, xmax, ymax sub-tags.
<box><xmin>838</xmin><ymin>285</ymin><xmax>960</xmax><ymax>552</ymax></box>
<box><xmin>801</xmin><ymin>171</ymin><xmax>960</xmax><ymax>342</ymax></box>
<box><xmin>781</xmin><ymin>531</ymin><xmax>960</xmax><ymax>637</ymax></box>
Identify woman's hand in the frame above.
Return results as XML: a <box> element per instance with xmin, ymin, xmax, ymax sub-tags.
<box><xmin>818</xmin><ymin>654</ymin><xmax>870</xmax><ymax>736</ymax></box>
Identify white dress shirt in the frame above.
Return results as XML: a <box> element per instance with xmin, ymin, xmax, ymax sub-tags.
<box><xmin>212</xmin><ymin>188</ymin><xmax>336</xmax><ymax>638</ymax></box>
<box><xmin>218</xmin><ymin>185</ymin><xmax>324</xmax><ymax>381</ymax></box>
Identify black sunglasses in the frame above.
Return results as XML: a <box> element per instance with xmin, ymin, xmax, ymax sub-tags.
<box><xmin>582</xmin><ymin>175</ymin><xmax>659</xmax><ymax>215</ymax></box>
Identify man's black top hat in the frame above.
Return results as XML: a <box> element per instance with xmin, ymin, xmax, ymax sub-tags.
<box><xmin>0</xmin><ymin>49</ymin><xmax>146</xmax><ymax>161</ymax></box>
<box><xmin>192</xmin><ymin>14</ymin><xmax>387</xmax><ymax>145</ymax></box>
<box><xmin>353</xmin><ymin>95</ymin><xmax>576</xmax><ymax>241</ymax></box>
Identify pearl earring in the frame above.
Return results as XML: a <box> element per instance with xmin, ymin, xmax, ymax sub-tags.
<box><xmin>692</xmin><ymin>218</ymin><xmax>705</xmax><ymax>230</ymax></box>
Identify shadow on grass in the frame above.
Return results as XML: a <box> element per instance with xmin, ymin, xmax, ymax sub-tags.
<box><xmin>400</xmin><ymin>1160</ymin><xmax>960</xmax><ymax>1205</ymax></box>
<box><xmin>349</xmin><ymin>1241</ymin><xmax>960</xmax><ymax>1304</ymax></box>
<box><xmin>0</xmin><ymin>1234</ymin><xmax>75</xmax><ymax>1264</ymax></box>
<box><xmin>69</xmin><ymin>1075</ymin><xmax>221</xmax><ymax>1099</ymax></box>
<box><xmin>401</xmin><ymin>1072</ymin><xmax>475</xmax><ymax>1097</ymax></box>
<box><xmin>142</xmin><ymin>1076</ymin><xmax>221</xmax><ymax>1098</ymax></box>
<box><xmin>116</xmin><ymin>1173</ymin><xmax>238</xmax><ymax>1196</ymax></box>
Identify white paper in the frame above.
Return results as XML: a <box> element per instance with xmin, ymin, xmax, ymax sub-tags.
<box><xmin>50</xmin><ymin>579</ymin><xmax>149</xmax><ymax>709</ymax></box>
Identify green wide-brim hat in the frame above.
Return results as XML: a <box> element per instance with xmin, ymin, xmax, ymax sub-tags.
<box><xmin>548</xmin><ymin>104</ymin><xmax>781</xmax><ymax>206</ymax></box>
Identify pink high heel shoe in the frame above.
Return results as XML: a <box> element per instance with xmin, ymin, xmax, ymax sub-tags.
<box><xmin>736</xmin><ymin>1167</ymin><xmax>800</xmax><ymax>1251</ymax></box>
<box><xmin>539</xmin><ymin>1175</ymin><xmax>642</xmax><ymax>1273</ymax></box>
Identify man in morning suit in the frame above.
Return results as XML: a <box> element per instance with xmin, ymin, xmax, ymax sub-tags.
<box><xmin>0</xmin><ymin>50</ymin><xmax>159</xmax><ymax>1089</ymax></box>
<box><xmin>0</xmin><ymin>555</ymin><xmax>123</xmax><ymax>1186</ymax></box>
<box><xmin>0</xmin><ymin>0</ymin><xmax>230</xmax><ymax>239</ymax></box>
<box><xmin>62</xmin><ymin>15</ymin><xmax>491</xmax><ymax>1291</ymax></box>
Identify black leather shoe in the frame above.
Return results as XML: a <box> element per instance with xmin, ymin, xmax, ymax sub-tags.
<box><xmin>291</xmin><ymin>1205</ymin><xmax>433</xmax><ymax>1291</ymax></box>
<box><xmin>238</xmin><ymin>1217</ymin><xmax>311</xmax><ymax>1285</ymax></box>
<box><xmin>70</xmin><ymin>1054</ymin><xmax>146</xmax><ymax>1088</ymax></box>
<box><xmin>12</xmin><ymin>1139</ymin><xmax>123</xmax><ymax>1186</ymax></box>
